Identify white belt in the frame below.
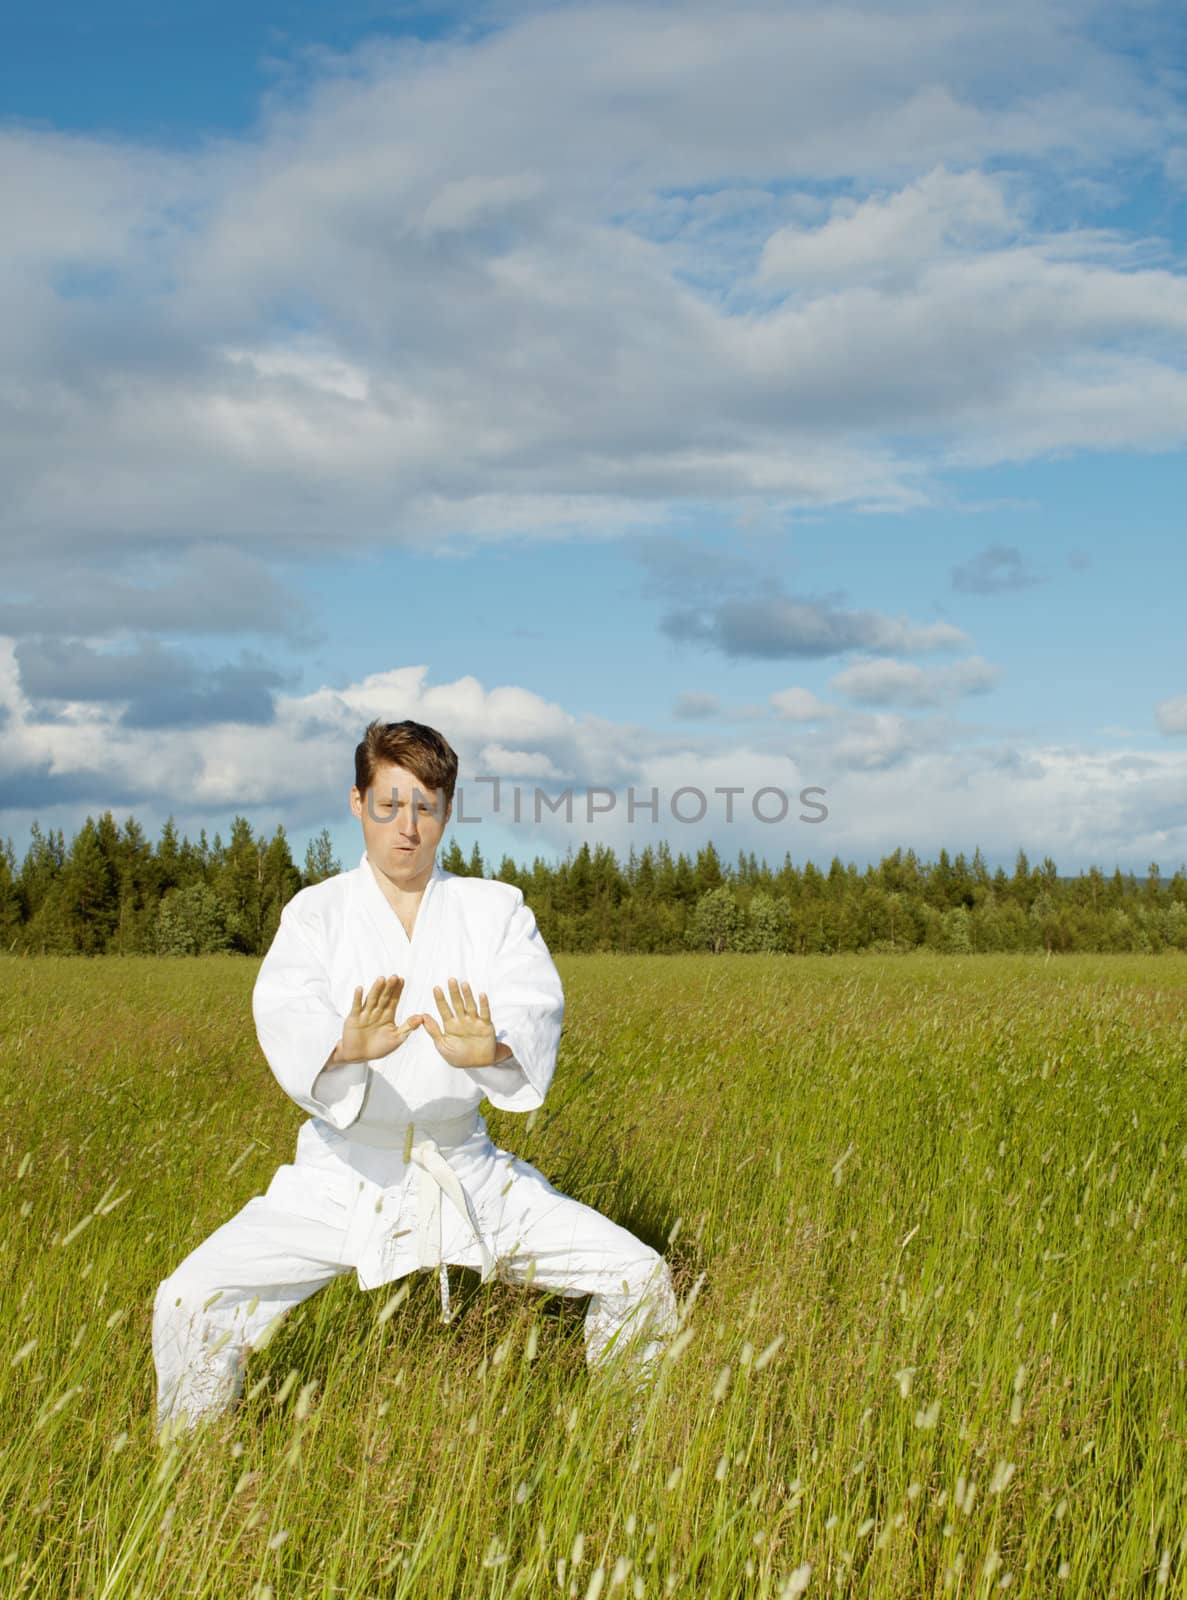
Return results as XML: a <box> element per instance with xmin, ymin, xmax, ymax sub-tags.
<box><xmin>409</xmin><ymin>1136</ymin><xmax>497</xmax><ymax>1321</ymax></box>
<box><xmin>336</xmin><ymin>1114</ymin><xmax>497</xmax><ymax>1321</ymax></box>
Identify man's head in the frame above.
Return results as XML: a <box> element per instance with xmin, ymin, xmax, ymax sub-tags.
<box><xmin>350</xmin><ymin>719</ymin><xmax>457</xmax><ymax>891</ymax></box>
<box><xmin>353</xmin><ymin>719</ymin><xmax>458</xmax><ymax>809</ymax></box>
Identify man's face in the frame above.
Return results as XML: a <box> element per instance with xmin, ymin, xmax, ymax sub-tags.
<box><xmin>351</xmin><ymin>760</ymin><xmax>451</xmax><ymax>890</ymax></box>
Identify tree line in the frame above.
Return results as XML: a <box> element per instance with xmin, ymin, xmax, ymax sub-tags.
<box><xmin>0</xmin><ymin>812</ymin><xmax>1184</xmax><ymax>958</ymax></box>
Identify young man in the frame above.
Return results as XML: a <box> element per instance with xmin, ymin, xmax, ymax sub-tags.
<box><xmin>152</xmin><ymin>718</ymin><xmax>676</xmax><ymax>1436</ymax></box>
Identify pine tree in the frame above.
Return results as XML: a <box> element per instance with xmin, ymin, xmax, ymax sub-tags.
<box><xmin>694</xmin><ymin>841</ymin><xmax>724</xmax><ymax>893</ymax></box>
<box><xmin>495</xmin><ymin>854</ymin><xmax>522</xmax><ymax>889</ymax></box>
<box><xmin>1012</xmin><ymin>849</ymin><xmax>1033</xmax><ymax>907</ymax></box>
<box><xmin>931</xmin><ymin>847</ymin><xmax>955</xmax><ymax>909</ymax></box>
<box><xmin>17</xmin><ymin>821</ymin><xmax>64</xmax><ymax>922</ymax></box>
<box><xmin>155</xmin><ymin>817</ymin><xmax>183</xmax><ymax>897</ymax></box>
<box><xmin>671</xmin><ymin>851</ymin><xmax>697</xmax><ymax>907</ymax></box>
<box><xmin>303</xmin><ymin>828</ymin><xmax>341</xmax><ymax>886</ymax></box>
<box><xmin>261</xmin><ymin>826</ymin><xmax>301</xmax><ymax>948</ymax></box>
<box><xmin>217</xmin><ymin>816</ymin><xmax>261</xmax><ymax>954</ymax></box>
<box><xmin>0</xmin><ymin>839</ymin><xmax>20</xmax><ymax>947</ymax></box>
<box><xmin>565</xmin><ymin>842</ymin><xmax>593</xmax><ymax>915</ymax></box>
<box><xmin>58</xmin><ymin>818</ymin><xmax>120</xmax><ymax>954</ymax></box>
<box><xmin>113</xmin><ymin>815</ymin><xmax>156</xmax><ymax>953</ymax></box>
<box><xmin>440</xmin><ymin>838</ymin><xmax>469</xmax><ymax>876</ymax></box>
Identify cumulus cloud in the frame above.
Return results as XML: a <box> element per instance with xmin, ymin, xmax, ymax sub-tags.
<box><xmin>770</xmin><ymin>686</ymin><xmax>836</xmax><ymax>721</ymax></box>
<box><xmin>830</xmin><ymin>654</ymin><xmax>1001</xmax><ymax>706</ymax></box>
<box><xmin>1</xmin><ymin>0</ymin><xmax>1187</xmax><ymax>635</ymax></box>
<box><xmin>1155</xmin><ymin>695</ymin><xmax>1187</xmax><ymax>735</ymax></box>
<box><xmin>2</xmin><ymin>644</ymin><xmax>1185</xmax><ymax>870</ymax></box>
<box><xmin>673</xmin><ymin>691</ymin><xmax>721</xmax><ymax>719</ymax></box>
<box><xmin>662</xmin><ymin>593</ymin><xmax>968</xmax><ymax>658</ymax></box>
<box><xmin>758</xmin><ymin>166</ymin><xmax>1018</xmax><ymax>289</ymax></box>
<box><xmin>14</xmin><ymin>637</ymin><xmax>293</xmax><ymax>728</ymax></box>
<box><xmin>0</xmin><ymin>544</ymin><xmax>317</xmax><ymax>646</ymax></box>
<box><xmin>950</xmin><ymin>543</ymin><xmax>1045</xmax><ymax>594</ymax></box>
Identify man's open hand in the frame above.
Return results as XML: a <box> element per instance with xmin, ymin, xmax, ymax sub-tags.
<box><xmin>413</xmin><ymin>978</ymin><xmax>513</xmax><ymax>1070</ymax></box>
<box><xmin>333</xmin><ymin>975</ymin><xmax>422</xmax><ymax>1063</ymax></box>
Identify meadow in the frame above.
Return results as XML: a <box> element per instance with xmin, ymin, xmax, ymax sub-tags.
<box><xmin>0</xmin><ymin>950</ymin><xmax>1185</xmax><ymax>1599</ymax></box>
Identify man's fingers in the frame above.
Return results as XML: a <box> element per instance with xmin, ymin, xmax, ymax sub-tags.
<box><xmin>477</xmin><ymin>991</ymin><xmax>492</xmax><ymax>1024</ymax></box>
<box><xmin>450</xmin><ymin>977</ymin><xmax>472</xmax><ymax>1017</ymax></box>
<box><xmin>458</xmin><ymin>980</ymin><xmax>479</xmax><ymax>1017</ymax></box>
<box><xmin>364</xmin><ymin>975</ymin><xmax>386</xmax><ymax>1008</ymax></box>
<box><xmin>366</xmin><ymin>973</ymin><xmax>395</xmax><ymax>1009</ymax></box>
<box><xmin>432</xmin><ymin>984</ymin><xmax>455</xmax><ymax>1024</ymax></box>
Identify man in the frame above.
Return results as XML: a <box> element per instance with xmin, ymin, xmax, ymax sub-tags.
<box><xmin>152</xmin><ymin>718</ymin><xmax>677</xmax><ymax>1437</ymax></box>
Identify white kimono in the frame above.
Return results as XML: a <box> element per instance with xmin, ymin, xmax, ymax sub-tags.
<box><xmin>152</xmin><ymin>851</ymin><xmax>677</xmax><ymax>1435</ymax></box>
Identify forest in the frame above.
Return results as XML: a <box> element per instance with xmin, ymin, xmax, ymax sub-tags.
<box><xmin>0</xmin><ymin>811</ymin><xmax>1183</xmax><ymax>957</ymax></box>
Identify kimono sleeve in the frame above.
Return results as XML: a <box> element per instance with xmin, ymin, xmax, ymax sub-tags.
<box><xmin>464</xmin><ymin>889</ymin><xmax>564</xmax><ymax>1113</ymax></box>
<box><xmin>252</xmin><ymin>900</ymin><xmax>370</xmax><ymax>1132</ymax></box>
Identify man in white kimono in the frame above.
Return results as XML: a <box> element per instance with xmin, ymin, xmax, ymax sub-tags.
<box><xmin>152</xmin><ymin>718</ymin><xmax>677</xmax><ymax>1437</ymax></box>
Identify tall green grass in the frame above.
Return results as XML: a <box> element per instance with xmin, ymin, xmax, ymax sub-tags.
<box><xmin>1</xmin><ymin>952</ymin><xmax>1185</xmax><ymax>1597</ymax></box>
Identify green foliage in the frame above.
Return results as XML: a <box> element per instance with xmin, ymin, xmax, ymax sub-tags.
<box><xmin>155</xmin><ymin>882</ymin><xmax>233</xmax><ymax>955</ymax></box>
<box><xmin>688</xmin><ymin>885</ymin><xmax>742</xmax><ymax>952</ymax></box>
<box><xmin>303</xmin><ymin>827</ymin><xmax>341</xmax><ymax>886</ymax></box>
<box><xmin>2</xmin><ymin>813</ymin><xmax>1185</xmax><ymax>957</ymax></box>
<box><xmin>0</xmin><ymin>838</ymin><xmax>20</xmax><ymax>947</ymax></box>
<box><xmin>737</xmin><ymin>890</ymin><xmax>788</xmax><ymax>953</ymax></box>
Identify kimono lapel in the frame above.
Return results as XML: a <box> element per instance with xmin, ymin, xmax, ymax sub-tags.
<box><xmin>354</xmin><ymin>850</ymin><xmax>445</xmax><ymax>975</ymax></box>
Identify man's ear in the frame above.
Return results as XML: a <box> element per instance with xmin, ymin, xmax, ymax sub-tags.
<box><xmin>350</xmin><ymin>785</ymin><xmax>363</xmax><ymax>817</ymax></box>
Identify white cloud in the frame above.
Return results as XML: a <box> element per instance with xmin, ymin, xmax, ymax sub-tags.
<box><xmin>758</xmin><ymin>166</ymin><xmax>1018</xmax><ymax>288</ymax></box>
<box><xmin>673</xmin><ymin>691</ymin><xmax>721</xmax><ymax>719</ymax></box>
<box><xmin>770</xmin><ymin>687</ymin><xmax>837</xmax><ymax>720</ymax></box>
<box><xmin>4</xmin><ymin>646</ymin><xmax>1185</xmax><ymax>872</ymax></box>
<box><xmin>477</xmin><ymin>743</ymin><xmax>570</xmax><ymax>779</ymax></box>
<box><xmin>1155</xmin><ymin>695</ymin><xmax>1187</xmax><ymax>735</ymax></box>
<box><xmin>830</xmin><ymin>654</ymin><xmax>1001</xmax><ymax>706</ymax></box>
<box><xmin>2</xmin><ymin>0</ymin><xmax>1187</xmax><ymax>624</ymax></box>
<box><xmin>950</xmin><ymin>543</ymin><xmax>1044</xmax><ymax>594</ymax></box>
<box><xmin>664</xmin><ymin>595</ymin><xmax>968</xmax><ymax>658</ymax></box>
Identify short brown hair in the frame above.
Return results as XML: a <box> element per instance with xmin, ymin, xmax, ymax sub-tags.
<box><xmin>354</xmin><ymin>719</ymin><xmax>459</xmax><ymax>809</ymax></box>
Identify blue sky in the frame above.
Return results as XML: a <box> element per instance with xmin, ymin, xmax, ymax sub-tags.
<box><xmin>2</xmin><ymin>0</ymin><xmax>1186</xmax><ymax>876</ymax></box>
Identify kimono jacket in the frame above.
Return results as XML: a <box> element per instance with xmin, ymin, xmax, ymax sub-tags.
<box><xmin>251</xmin><ymin>850</ymin><xmax>565</xmax><ymax>1298</ymax></box>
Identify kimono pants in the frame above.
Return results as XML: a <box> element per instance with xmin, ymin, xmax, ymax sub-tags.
<box><xmin>152</xmin><ymin>1113</ymin><xmax>677</xmax><ymax>1435</ymax></box>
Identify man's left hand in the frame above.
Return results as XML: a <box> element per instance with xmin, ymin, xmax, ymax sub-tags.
<box><xmin>413</xmin><ymin>978</ymin><xmax>514</xmax><ymax>1070</ymax></box>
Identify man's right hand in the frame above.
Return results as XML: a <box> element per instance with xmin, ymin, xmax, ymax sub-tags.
<box><xmin>327</xmin><ymin>975</ymin><xmax>422</xmax><ymax>1064</ymax></box>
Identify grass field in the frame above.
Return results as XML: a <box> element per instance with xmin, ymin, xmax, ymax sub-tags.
<box><xmin>1</xmin><ymin>951</ymin><xmax>1185</xmax><ymax>1599</ymax></box>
